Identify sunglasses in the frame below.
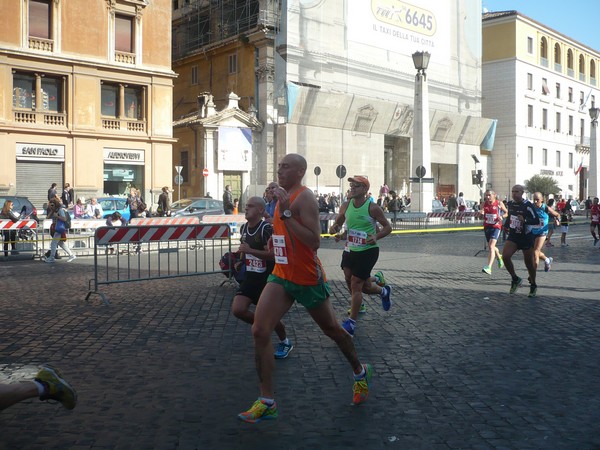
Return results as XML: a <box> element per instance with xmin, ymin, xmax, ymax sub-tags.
<box><xmin>349</xmin><ymin>182</ymin><xmax>365</xmax><ymax>188</ymax></box>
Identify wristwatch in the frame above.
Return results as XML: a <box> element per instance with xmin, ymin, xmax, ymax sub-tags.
<box><xmin>280</xmin><ymin>209</ymin><xmax>292</xmax><ymax>220</ymax></box>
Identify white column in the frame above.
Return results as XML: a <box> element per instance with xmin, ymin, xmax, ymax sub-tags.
<box><xmin>590</xmin><ymin>117</ymin><xmax>598</xmax><ymax>198</ymax></box>
<box><xmin>412</xmin><ymin>72</ymin><xmax>433</xmax><ymax>213</ymax></box>
<box><xmin>204</xmin><ymin>127</ymin><xmax>218</xmax><ymax>197</ymax></box>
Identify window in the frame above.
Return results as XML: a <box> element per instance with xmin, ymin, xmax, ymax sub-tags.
<box><xmin>173</xmin><ymin>0</ymin><xmax>178</xmax><ymax>10</ymax></box>
<box><xmin>567</xmin><ymin>49</ymin><xmax>574</xmax><ymax>76</ymax></box>
<box><xmin>556</xmin><ymin>112</ymin><xmax>561</xmax><ymax>132</ymax></box>
<box><xmin>569</xmin><ymin>152</ymin><xmax>574</xmax><ymax>169</ymax></box>
<box><xmin>569</xmin><ymin>115</ymin><xmax>574</xmax><ymax>135</ymax></box>
<box><xmin>580</xmin><ymin>91</ymin><xmax>585</xmax><ymax>106</ymax></box>
<box><xmin>540</xmin><ymin>37</ymin><xmax>548</xmax><ymax>66</ymax></box>
<box><xmin>527</xmin><ymin>73</ymin><xmax>533</xmax><ymax>90</ymax></box>
<box><xmin>542</xmin><ymin>108</ymin><xmax>548</xmax><ymax>130</ymax></box>
<box><xmin>13</xmin><ymin>71</ymin><xmax>63</xmax><ymax>112</ymax></box>
<box><xmin>180</xmin><ymin>150</ymin><xmax>189</xmax><ymax>183</ymax></box>
<box><xmin>568</xmin><ymin>87</ymin><xmax>573</xmax><ymax>102</ymax></box>
<box><xmin>591</xmin><ymin>60</ymin><xmax>597</xmax><ymax>83</ymax></box>
<box><xmin>554</xmin><ymin>43</ymin><xmax>562</xmax><ymax>71</ymax></box>
<box><xmin>29</xmin><ymin>0</ymin><xmax>51</xmax><ymax>39</ymax></box>
<box><xmin>101</xmin><ymin>82</ymin><xmax>144</xmax><ymax>120</ymax></box>
<box><xmin>556</xmin><ymin>150</ymin><xmax>561</xmax><ymax>167</ymax></box>
<box><xmin>115</xmin><ymin>15</ymin><xmax>133</xmax><ymax>53</ymax></box>
<box><xmin>528</xmin><ymin>105</ymin><xmax>534</xmax><ymax>127</ymax></box>
<box><xmin>556</xmin><ymin>83</ymin><xmax>561</xmax><ymax>99</ymax></box>
<box><xmin>579</xmin><ymin>54</ymin><xmax>586</xmax><ymax>81</ymax></box>
<box><xmin>580</xmin><ymin>118</ymin><xmax>585</xmax><ymax>143</ymax></box>
<box><xmin>543</xmin><ymin>148</ymin><xmax>548</xmax><ymax>166</ymax></box>
<box><xmin>542</xmin><ymin>78</ymin><xmax>549</xmax><ymax>95</ymax></box>
<box><xmin>527</xmin><ymin>37</ymin><xmax>533</xmax><ymax>54</ymax></box>
<box><xmin>191</xmin><ymin>66</ymin><xmax>198</xmax><ymax>85</ymax></box>
<box><xmin>228</xmin><ymin>53</ymin><xmax>238</xmax><ymax>74</ymax></box>
<box><xmin>528</xmin><ymin>146</ymin><xmax>533</xmax><ymax>165</ymax></box>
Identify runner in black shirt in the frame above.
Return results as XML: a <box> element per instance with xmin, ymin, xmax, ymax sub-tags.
<box><xmin>502</xmin><ymin>185</ymin><xmax>540</xmax><ymax>297</ymax></box>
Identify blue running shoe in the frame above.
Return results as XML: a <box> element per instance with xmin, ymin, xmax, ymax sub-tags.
<box><xmin>380</xmin><ymin>285</ymin><xmax>392</xmax><ymax>311</ymax></box>
<box><xmin>342</xmin><ymin>318</ymin><xmax>356</xmax><ymax>337</ymax></box>
<box><xmin>274</xmin><ymin>341</ymin><xmax>294</xmax><ymax>359</ymax></box>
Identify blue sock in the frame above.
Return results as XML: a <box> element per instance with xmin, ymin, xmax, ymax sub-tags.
<box><xmin>259</xmin><ymin>397</ymin><xmax>275</xmax><ymax>406</ymax></box>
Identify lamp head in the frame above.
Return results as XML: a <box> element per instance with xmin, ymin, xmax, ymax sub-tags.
<box><xmin>471</xmin><ymin>154</ymin><xmax>480</xmax><ymax>164</ymax></box>
<box><xmin>412</xmin><ymin>51</ymin><xmax>431</xmax><ymax>73</ymax></box>
<box><xmin>589</xmin><ymin>107</ymin><xmax>599</xmax><ymax>121</ymax></box>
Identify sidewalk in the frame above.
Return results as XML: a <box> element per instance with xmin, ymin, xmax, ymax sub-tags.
<box><xmin>1</xmin><ymin>231</ymin><xmax>599</xmax><ymax>449</ymax></box>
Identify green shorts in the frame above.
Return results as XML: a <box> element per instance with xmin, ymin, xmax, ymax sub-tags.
<box><xmin>267</xmin><ymin>274</ymin><xmax>330</xmax><ymax>310</ymax></box>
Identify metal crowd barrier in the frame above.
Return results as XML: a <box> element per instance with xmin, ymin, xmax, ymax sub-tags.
<box><xmin>86</xmin><ymin>223</ymin><xmax>233</xmax><ymax>305</ymax></box>
<box><xmin>0</xmin><ymin>219</ymin><xmax>39</xmax><ymax>259</ymax></box>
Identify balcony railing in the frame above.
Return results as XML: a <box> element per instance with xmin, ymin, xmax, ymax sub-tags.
<box><xmin>541</xmin><ymin>57</ymin><xmax>548</xmax><ymax>68</ymax></box>
<box><xmin>115</xmin><ymin>51</ymin><xmax>136</xmax><ymax>64</ymax></box>
<box><xmin>102</xmin><ymin>118</ymin><xmax>146</xmax><ymax>133</ymax></box>
<box><xmin>555</xmin><ymin>63</ymin><xmax>562</xmax><ymax>73</ymax></box>
<box><xmin>13</xmin><ymin>110</ymin><xmax>66</xmax><ymax>126</ymax></box>
<box><xmin>28</xmin><ymin>37</ymin><xmax>53</xmax><ymax>52</ymax></box>
<box><xmin>568</xmin><ymin>68</ymin><xmax>574</xmax><ymax>77</ymax></box>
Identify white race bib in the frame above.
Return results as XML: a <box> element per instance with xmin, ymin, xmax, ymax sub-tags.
<box><xmin>272</xmin><ymin>234</ymin><xmax>288</xmax><ymax>264</ymax></box>
<box><xmin>484</xmin><ymin>213</ymin><xmax>497</xmax><ymax>225</ymax></box>
<box><xmin>348</xmin><ymin>229</ymin><xmax>368</xmax><ymax>247</ymax></box>
<box><xmin>246</xmin><ymin>254</ymin><xmax>267</xmax><ymax>273</ymax></box>
<box><xmin>509</xmin><ymin>215</ymin><xmax>522</xmax><ymax>232</ymax></box>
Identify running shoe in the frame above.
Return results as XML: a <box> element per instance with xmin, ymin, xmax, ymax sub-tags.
<box><xmin>380</xmin><ymin>285</ymin><xmax>392</xmax><ymax>311</ymax></box>
<box><xmin>35</xmin><ymin>364</ymin><xmax>77</xmax><ymax>410</ymax></box>
<box><xmin>347</xmin><ymin>303</ymin><xmax>367</xmax><ymax>315</ymax></box>
<box><xmin>545</xmin><ymin>241</ymin><xmax>554</xmax><ymax>247</ymax></box>
<box><xmin>594</xmin><ymin>238</ymin><xmax>599</xmax><ymax>247</ymax></box>
<box><xmin>544</xmin><ymin>257</ymin><xmax>553</xmax><ymax>272</ymax></box>
<box><xmin>374</xmin><ymin>271</ymin><xmax>386</xmax><ymax>287</ymax></box>
<box><xmin>528</xmin><ymin>285</ymin><xmax>538</xmax><ymax>298</ymax></box>
<box><xmin>66</xmin><ymin>255</ymin><xmax>76</xmax><ymax>263</ymax></box>
<box><xmin>352</xmin><ymin>363</ymin><xmax>373</xmax><ymax>405</ymax></box>
<box><xmin>482</xmin><ymin>265</ymin><xmax>492</xmax><ymax>275</ymax></box>
<box><xmin>497</xmin><ymin>256</ymin><xmax>504</xmax><ymax>269</ymax></box>
<box><xmin>43</xmin><ymin>257</ymin><xmax>55</xmax><ymax>264</ymax></box>
<box><xmin>509</xmin><ymin>276</ymin><xmax>523</xmax><ymax>294</ymax></box>
<box><xmin>342</xmin><ymin>318</ymin><xmax>356</xmax><ymax>337</ymax></box>
<box><xmin>238</xmin><ymin>399</ymin><xmax>278</xmax><ymax>423</ymax></box>
<box><xmin>274</xmin><ymin>341</ymin><xmax>294</xmax><ymax>359</ymax></box>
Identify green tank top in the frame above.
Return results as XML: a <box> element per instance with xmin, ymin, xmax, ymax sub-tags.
<box><xmin>345</xmin><ymin>199</ymin><xmax>377</xmax><ymax>252</ymax></box>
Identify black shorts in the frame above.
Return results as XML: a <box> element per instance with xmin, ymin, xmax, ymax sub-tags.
<box><xmin>236</xmin><ymin>272</ymin><xmax>270</xmax><ymax>304</ymax></box>
<box><xmin>341</xmin><ymin>246</ymin><xmax>379</xmax><ymax>280</ymax></box>
<box><xmin>507</xmin><ymin>233</ymin><xmax>535</xmax><ymax>250</ymax></box>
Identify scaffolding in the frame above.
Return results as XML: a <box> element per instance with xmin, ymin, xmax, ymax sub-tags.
<box><xmin>172</xmin><ymin>0</ymin><xmax>280</xmax><ymax>60</ymax></box>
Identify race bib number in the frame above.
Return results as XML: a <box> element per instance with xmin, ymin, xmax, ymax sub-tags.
<box><xmin>484</xmin><ymin>213</ymin><xmax>497</xmax><ymax>225</ymax></box>
<box><xmin>593</xmin><ymin>214</ymin><xmax>600</xmax><ymax>222</ymax></box>
<box><xmin>509</xmin><ymin>215</ymin><xmax>522</xmax><ymax>232</ymax></box>
<box><xmin>272</xmin><ymin>234</ymin><xmax>288</xmax><ymax>264</ymax></box>
<box><xmin>245</xmin><ymin>254</ymin><xmax>266</xmax><ymax>273</ymax></box>
<box><xmin>348</xmin><ymin>229</ymin><xmax>368</xmax><ymax>247</ymax></box>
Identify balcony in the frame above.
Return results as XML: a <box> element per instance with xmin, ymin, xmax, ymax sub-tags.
<box><xmin>13</xmin><ymin>110</ymin><xmax>66</xmax><ymax>127</ymax></box>
<box><xmin>115</xmin><ymin>51</ymin><xmax>136</xmax><ymax>65</ymax></box>
<box><xmin>28</xmin><ymin>37</ymin><xmax>53</xmax><ymax>52</ymax></box>
<box><xmin>102</xmin><ymin>118</ymin><xmax>146</xmax><ymax>133</ymax></box>
<box><xmin>541</xmin><ymin>57</ymin><xmax>548</xmax><ymax>68</ymax></box>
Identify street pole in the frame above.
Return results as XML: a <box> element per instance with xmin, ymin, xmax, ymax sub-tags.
<box><xmin>589</xmin><ymin>107</ymin><xmax>599</xmax><ymax>197</ymax></box>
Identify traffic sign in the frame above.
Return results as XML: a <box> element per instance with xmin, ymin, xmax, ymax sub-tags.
<box><xmin>416</xmin><ymin>165</ymin><xmax>426</xmax><ymax>178</ymax></box>
<box><xmin>202</xmin><ymin>168</ymin><xmax>209</xmax><ymax>177</ymax></box>
<box><xmin>314</xmin><ymin>166</ymin><xmax>321</xmax><ymax>176</ymax></box>
<box><xmin>175</xmin><ymin>165</ymin><xmax>183</xmax><ymax>175</ymax></box>
<box><xmin>409</xmin><ymin>177</ymin><xmax>434</xmax><ymax>183</ymax></box>
<box><xmin>336</xmin><ymin>165</ymin><xmax>347</xmax><ymax>179</ymax></box>
<box><xmin>174</xmin><ymin>175</ymin><xmax>183</xmax><ymax>185</ymax></box>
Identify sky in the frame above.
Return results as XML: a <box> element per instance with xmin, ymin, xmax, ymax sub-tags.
<box><xmin>482</xmin><ymin>1</ymin><xmax>600</xmax><ymax>52</ymax></box>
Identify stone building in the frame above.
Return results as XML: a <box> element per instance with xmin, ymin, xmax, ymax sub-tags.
<box><xmin>0</xmin><ymin>0</ymin><xmax>175</xmax><ymax>211</ymax></box>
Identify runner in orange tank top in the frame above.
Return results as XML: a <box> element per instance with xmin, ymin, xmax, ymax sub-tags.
<box><xmin>238</xmin><ymin>153</ymin><xmax>373</xmax><ymax>423</ymax></box>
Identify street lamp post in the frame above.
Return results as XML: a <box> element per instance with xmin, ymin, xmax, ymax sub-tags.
<box><xmin>411</xmin><ymin>51</ymin><xmax>433</xmax><ymax>212</ymax></box>
<box><xmin>589</xmin><ymin>107</ymin><xmax>599</xmax><ymax>198</ymax></box>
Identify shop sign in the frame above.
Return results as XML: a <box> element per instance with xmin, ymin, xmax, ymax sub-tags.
<box><xmin>104</xmin><ymin>148</ymin><xmax>145</xmax><ymax>165</ymax></box>
<box><xmin>16</xmin><ymin>143</ymin><xmax>65</xmax><ymax>162</ymax></box>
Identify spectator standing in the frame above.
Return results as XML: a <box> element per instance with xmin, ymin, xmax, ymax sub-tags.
<box><xmin>585</xmin><ymin>196</ymin><xmax>593</xmax><ymax>219</ymax></box>
<box><xmin>126</xmin><ymin>187</ymin><xmax>142</xmax><ymax>220</ymax></box>
<box><xmin>223</xmin><ymin>185</ymin><xmax>234</xmax><ymax>214</ymax></box>
<box><xmin>1</xmin><ymin>200</ymin><xmax>20</xmax><ymax>257</ymax></box>
<box><xmin>457</xmin><ymin>192</ymin><xmax>466</xmax><ymax>212</ymax></box>
<box><xmin>61</xmin><ymin>183</ymin><xmax>72</xmax><ymax>208</ymax></box>
<box><xmin>44</xmin><ymin>197</ymin><xmax>75</xmax><ymax>263</ymax></box>
<box><xmin>264</xmin><ymin>182</ymin><xmax>278</xmax><ymax>221</ymax></box>
<box><xmin>447</xmin><ymin>194</ymin><xmax>458</xmax><ymax>212</ymax></box>
<box><xmin>157</xmin><ymin>186</ymin><xmax>170</xmax><ymax>217</ymax></box>
<box><xmin>387</xmin><ymin>191</ymin><xmax>401</xmax><ymax>226</ymax></box>
<box><xmin>559</xmin><ymin>198</ymin><xmax>572</xmax><ymax>247</ymax></box>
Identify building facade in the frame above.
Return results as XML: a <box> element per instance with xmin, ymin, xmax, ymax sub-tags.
<box><xmin>483</xmin><ymin>10</ymin><xmax>597</xmax><ymax>200</ymax></box>
<box><xmin>172</xmin><ymin>0</ymin><xmax>493</xmax><ymax>207</ymax></box>
<box><xmin>0</xmin><ymin>0</ymin><xmax>175</xmax><ymax>212</ymax></box>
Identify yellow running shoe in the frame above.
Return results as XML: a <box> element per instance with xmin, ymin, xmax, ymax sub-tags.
<box><xmin>238</xmin><ymin>399</ymin><xmax>278</xmax><ymax>423</ymax></box>
<box><xmin>35</xmin><ymin>365</ymin><xmax>77</xmax><ymax>410</ymax></box>
<box><xmin>352</xmin><ymin>364</ymin><xmax>373</xmax><ymax>405</ymax></box>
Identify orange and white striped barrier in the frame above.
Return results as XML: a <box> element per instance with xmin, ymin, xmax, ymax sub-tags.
<box><xmin>129</xmin><ymin>217</ymin><xmax>200</xmax><ymax>226</ymax></box>
<box><xmin>96</xmin><ymin>224</ymin><xmax>229</xmax><ymax>245</ymax></box>
<box><xmin>0</xmin><ymin>219</ymin><xmax>37</xmax><ymax>230</ymax></box>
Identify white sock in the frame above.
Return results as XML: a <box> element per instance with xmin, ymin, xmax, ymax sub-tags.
<box><xmin>259</xmin><ymin>397</ymin><xmax>275</xmax><ymax>406</ymax></box>
<box><xmin>281</xmin><ymin>338</ymin><xmax>289</xmax><ymax>345</ymax></box>
<box><xmin>545</xmin><ymin>258</ymin><xmax>550</xmax><ymax>263</ymax></box>
<box><xmin>33</xmin><ymin>380</ymin><xmax>46</xmax><ymax>396</ymax></box>
<box><xmin>353</xmin><ymin>365</ymin><xmax>366</xmax><ymax>380</ymax></box>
